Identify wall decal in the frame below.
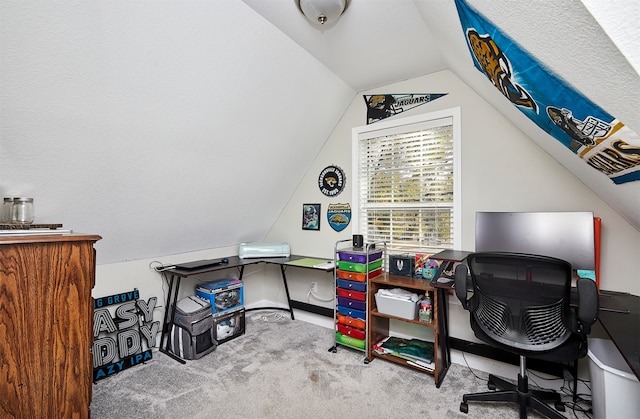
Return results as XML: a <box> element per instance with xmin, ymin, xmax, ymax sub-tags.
<box><xmin>327</xmin><ymin>203</ymin><xmax>351</xmax><ymax>232</ymax></box>
<box><xmin>302</xmin><ymin>203</ymin><xmax>321</xmax><ymax>230</ymax></box>
<box><xmin>318</xmin><ymin>165</ymin><xmax>345</xmax><ymax>197</ymax></box>
<box><xmin>92</xmin><ymin>289</ymin><xmax>159</xmax><ymax>381</ymax></box>
<box><xmin>364</xmin><ymin>94</ymin><xmax>447</xmax><ymax>124</ymax></box>
<box><xmin>455</xmin><ymin>0</ymin><xmax>640</xmax><ymax>184</ymax></box>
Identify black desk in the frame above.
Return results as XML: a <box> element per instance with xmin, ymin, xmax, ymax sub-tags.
<box><xmin>429</xmin><ymin>250</ymin><xmax>640</xmax><ymax>384</ymax></box>
<box><xmin>159</xmin><ymin>255</ymin><xmax>333</xmax><ymax>363</ymax></box>
<box><xmin>597</xmin><ymin>291</ymin><xmax>640</xmax><ymax>380</ymax></box>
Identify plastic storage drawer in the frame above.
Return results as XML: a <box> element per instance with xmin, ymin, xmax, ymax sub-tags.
<box><xmin>336</xmin><ymin>324</ymin><xmax>366</xmax><ymax>340</ymax></box>
<box><xmin>337</xmin><ymin>249</ymin><xmax>383</xmax><ymax>264</ymax></box>
<box><xmin>335</xmin><ymin>332</ymin><xmax>366</xmax><ymax>349</ymax></box>
<box><xmin>337</xmin><ymin>296</ymin><xmax>366</xmax><ymax>311</ymax></box>
<box><xmin>336</xmin><ymin>267</ymin><xmax>382</xmax><ymax>282</ymax></box>
<box><xmin>337</xmin><ymin>278</ymin><xmax>367</xmax><ymax>292</ymax></box>
<box><xmin>336</xmin><ymin>287</ymin><xmax>366</xmax><ymax>301</ymax></box>
<box><xmin>337</xmin><ymin>259</ymin><xmax>383</xmax><ymax>273</ymax></box>
<box><xmin>336</xmin><ymin>313</ymin><xmax>366</xmax><ymax>330</ymax></box>
<box><xmin>337</xmin><ymin>305</ymin><xmax>366</xmax><ymax>320</ymax></box>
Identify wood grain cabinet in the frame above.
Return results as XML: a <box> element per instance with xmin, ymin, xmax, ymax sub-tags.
<box><xmin>0</xmin><ymin>234</ymin><xmax>101</xmax><ymax>419</ymax></box>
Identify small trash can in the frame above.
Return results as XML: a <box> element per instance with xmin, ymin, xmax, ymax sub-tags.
<box><xmin>587</xmin><ymin>338</ymin><xmax>640</xmax><ymax>419</ymax></box>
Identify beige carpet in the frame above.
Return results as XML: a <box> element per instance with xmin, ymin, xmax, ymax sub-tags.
<box><xmin>91</xmin><ymin>313</ymin><xmax>591</xmax><ymax>418</ymax></box>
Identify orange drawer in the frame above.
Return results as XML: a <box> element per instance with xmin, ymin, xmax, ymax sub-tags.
<box><xmin>336</xmin><ymin>313</ymin><xmax>366</xmax><ymax>330</ymax></box>
<box><xmin>336</xmin><ymin>267</ymin><xmax>382</xmax><ymax>282</ymax></box>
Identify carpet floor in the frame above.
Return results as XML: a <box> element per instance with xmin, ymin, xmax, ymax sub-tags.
<box><xmin>91</xmin><ymin>313</ymin><xmax>591</xmax><ymax>418</ymax></box>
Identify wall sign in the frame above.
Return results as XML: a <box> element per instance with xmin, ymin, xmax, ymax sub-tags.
<box><xmin>92</xmin><ymin>289</ymin><xmax>160</xmax><ymax>381</ymax></box>
<box><xmin>364</xmin><ymin>94</ymin><xmax>447</xmax><ymax>124</ymax></box>
<box><xmin>327</xmin><ymin>203</ymin><xmax>351</xmax><ymax>232</ymax></box>
<box><xmin>318</xmin><ymin>165</ymin><xmax>345</xmax><ymax>197</ymax></box>
<box><xmin>455</xmin><ymin>0</ymin><xmax>640</xmax><ymax>184</ymax></box>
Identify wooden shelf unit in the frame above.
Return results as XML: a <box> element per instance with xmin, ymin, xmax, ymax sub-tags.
<box><xmin>367</xmin><ymin>273</ymin><xmax>448</xmax><ymax>386</ymax></box>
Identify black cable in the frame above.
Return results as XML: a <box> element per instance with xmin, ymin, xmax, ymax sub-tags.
<box><xmin>461</xmin><ymin>351</ymin><xmax>489</xmax><ymax>382</ymax></box>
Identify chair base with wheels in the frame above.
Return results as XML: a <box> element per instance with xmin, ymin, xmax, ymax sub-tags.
<box><xmin>459</xmin><ymin>355</ymin><xmax>565</xmax><ymax>419</ymax></box>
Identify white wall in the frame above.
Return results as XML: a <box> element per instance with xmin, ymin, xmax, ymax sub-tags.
<box><xmin>89</xmin><ymin>68</ymin><xmax>639</xmax><ymax>345</ymax></box>
<box><xmin>0</xmin><ymin>1</ymin><xmax>354</xmax><ymax>265</ymax></box>
<box><xmin>265</xmin><ymin>69</ymin><xmax>640</xmax><ymax>340</ymax></box>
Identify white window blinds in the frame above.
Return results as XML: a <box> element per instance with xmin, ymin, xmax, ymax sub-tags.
<box><xmin>354</xmin><ymin>114</ymin><xmax>457</xmax><ymax>256</ymax></box>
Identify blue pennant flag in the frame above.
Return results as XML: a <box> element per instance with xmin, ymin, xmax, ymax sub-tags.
<box><xmin>455</xmin><ymin>0</ymin><xmax>640</xmax><ymax>184</ymax></box>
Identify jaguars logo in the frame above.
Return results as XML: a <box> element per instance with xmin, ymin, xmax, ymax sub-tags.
<box><xmin>318</xmin><ymin>165</ymin><xmax>345</xmax><ymax>197</ymax></box>
<box><xmin>327</xmin><ymin>203</ymin><xmax>351</xmax><ymax>232</ymax></box>
<box><xmin>467</xmin><ymin>29</ymin><xmax>538</xmax><ymax>113</ymax></box>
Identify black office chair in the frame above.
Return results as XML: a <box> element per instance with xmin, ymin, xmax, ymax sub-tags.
<box><xmin>454</xmin><ymin>252</ymin><xmax>599</xmax><ymax>419</ymax></box>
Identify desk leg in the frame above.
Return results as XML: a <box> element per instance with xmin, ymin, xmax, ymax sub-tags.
<box><xmin>436</xmin><ymin>288</ymin><xmax>451</xmax><ymax>387</ymax></box>
<box><xmin>280</xmin><ymin>265</ymin><xmax>295</xmax><ymax>320</ymax></box>
<box><xmin>159</xmin><ymin>274</ymin><xmax>186</xmax><ymax>364</ymax></box>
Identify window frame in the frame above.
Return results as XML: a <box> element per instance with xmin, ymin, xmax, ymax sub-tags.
<box><xmin>351</xmin><ymin>107</ymin><xmax>462</xmax><ymax>253</ymax></box>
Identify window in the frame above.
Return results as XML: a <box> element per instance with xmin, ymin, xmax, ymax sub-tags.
<box><xmin>352</xmin><ymin>108</ymin><xmax>461</xmax><ymax>256</ymax></box>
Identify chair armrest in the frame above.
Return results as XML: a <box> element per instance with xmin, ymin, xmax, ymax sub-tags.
<box><xmin>455</xmin><ymin>264</ymin><xmax>470</xmax><ymax>309</ymax></box>
<box><xmin>576</xmin><ymin>278</ymin><xmax>599</xmax><ymax>334</ymax></box>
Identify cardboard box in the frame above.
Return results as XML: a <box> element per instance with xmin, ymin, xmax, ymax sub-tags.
<box><xmin>196</xmin><ymin>278</ymin><xmax>244</xmax><ymax>315</ymax></box>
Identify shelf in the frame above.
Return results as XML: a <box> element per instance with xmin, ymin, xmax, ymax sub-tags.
<box><xmin>370</xmin><ymin>273</ymin><xmax>435</xmax><ymax>291</ymax></box>
<box><xmin>371</xmin><ymin>352</ymin><xmax>435</xmax><ymax>372</ymax></box>
<box><xmin>371</xmin><ymin>351</ymin><xmax>435</xmax><ymax>373</ymax></box>
<box><xmin>367</xmin><ymin>272</ymin><xmax>446</xmax><ymax>386</ymax></box>
<box><xmin>369</xmin><ymin>309</ymin><xmax>434</xmax><ymax>328</ymax></box>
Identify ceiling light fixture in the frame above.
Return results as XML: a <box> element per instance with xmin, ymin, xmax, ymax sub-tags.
<box><xmin>296</xmin><ymin>0</ymin><xmax>349</xmax><ymax>26</ymax></box>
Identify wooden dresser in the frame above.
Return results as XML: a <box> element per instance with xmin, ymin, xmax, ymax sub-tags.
<box><xmin>0</xmin><ymin>233</ymin><xmax>101</xmax><ymax>418</ymax></box>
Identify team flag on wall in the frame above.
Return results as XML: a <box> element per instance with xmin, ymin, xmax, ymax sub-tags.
<box><xmin>364</xmin><ymin>94</ymin><xmax>447</xmax><ymax>124</ymax></box>
<box><xmin>455</xmin><ymin>0</ymin><xmax>640</xmax><ymax>184</ymax></box>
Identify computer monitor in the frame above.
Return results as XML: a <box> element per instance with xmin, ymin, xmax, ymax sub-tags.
<box><xmin>475</xmin><ymin>211</ymin><xmax>596</xmax><ymax>271</ymax></box>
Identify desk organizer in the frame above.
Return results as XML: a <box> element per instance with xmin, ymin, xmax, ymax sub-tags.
<box><xmin>196</xmin><ymin>278</ymin><xmax>244</xmax><ymax>315</ymax></box>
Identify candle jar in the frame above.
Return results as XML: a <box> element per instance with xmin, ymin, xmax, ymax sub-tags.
<box><xmin>11</xmin><ymin>197</ymin><xmax>35</xmax><ymax>224</ymax></box>
<box><xmin>1</xmin><ymin>197</ymin><xmax>13</xmax><ymax>223</ymax></box>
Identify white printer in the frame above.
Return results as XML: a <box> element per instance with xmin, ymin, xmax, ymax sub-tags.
<box><xmin>238</xmin><ymin>242</ymin><xmax>291</xmax><ymax>259</ymax></box>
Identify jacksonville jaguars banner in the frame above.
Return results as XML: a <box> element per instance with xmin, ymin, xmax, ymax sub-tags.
<box><xmin>364</xmin><ymin>94</ymin><xmax>447</xmax><ymax>124</ymax></box>
<box><xmin>455</xmin><ymin>0</ymin><xmax>640</xmax><ymax>184</ymax></box>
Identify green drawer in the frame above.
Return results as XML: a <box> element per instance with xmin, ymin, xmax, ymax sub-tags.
<box><xmin>336</xmin><ymin>258</ymin><xmax>383</xmax><ymax>273</ymax></box>
<box><xmin>336</xmin><ymin>332</ymin><xmax>366</xmax><ymax>349</ymax></box>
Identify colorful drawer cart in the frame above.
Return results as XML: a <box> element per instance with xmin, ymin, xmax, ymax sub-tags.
<box><xmin>329</xmin><ymin>239</ymin><xmax>385</xmax><ymax>360</ymax></box>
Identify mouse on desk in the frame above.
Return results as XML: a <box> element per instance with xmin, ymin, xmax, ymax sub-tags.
<box><xmin>221</xmin><ymin>258</ymin><xmax>229</xmax><ymax>263</ymax></box>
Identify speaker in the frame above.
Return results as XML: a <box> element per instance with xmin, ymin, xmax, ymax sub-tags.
<box><xmin>352</xmin><ymin>234</ymin><xmax>364</xmax><ymax>248</ymax></box>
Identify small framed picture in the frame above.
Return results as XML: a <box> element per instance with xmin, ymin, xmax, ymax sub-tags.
<box><xmin>302</xmin><ymin>204</ymin><xmax>321</xmax><ymax>231</ymax></box>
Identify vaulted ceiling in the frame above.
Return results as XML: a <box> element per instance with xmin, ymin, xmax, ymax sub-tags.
<box><xmin>1</xmin><ymin>1</ymin><xmax>637</xmax><ymax>265</ymax></box>
<box><xmin>243</xmin><ymin>0</ymin><xmax>640</xmax><ymax>230</ymax></box>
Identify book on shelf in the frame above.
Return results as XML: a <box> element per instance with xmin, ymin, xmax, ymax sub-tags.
<box><xmin>373</xmin><ymin>336</ymin><xmax>434</xmax><ymax>369</ymax></box>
